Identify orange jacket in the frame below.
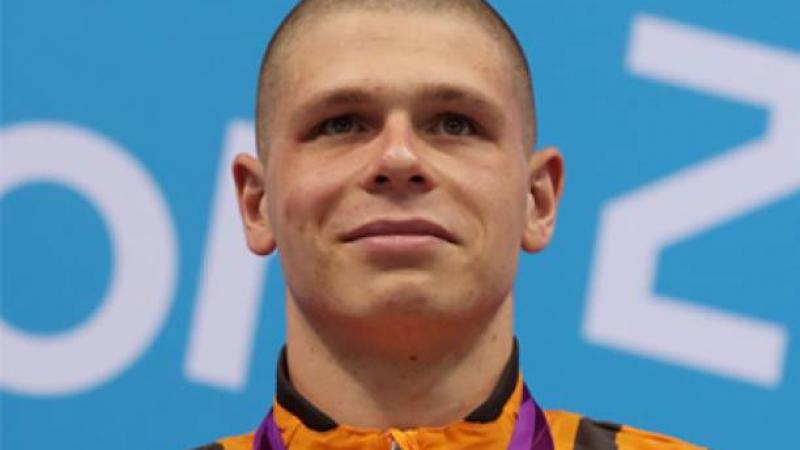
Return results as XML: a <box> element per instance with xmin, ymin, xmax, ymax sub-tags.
<box><xmin>193</xmin><ymin>344</ymin><xmax>704</xmax><ymax>450</ymax></box>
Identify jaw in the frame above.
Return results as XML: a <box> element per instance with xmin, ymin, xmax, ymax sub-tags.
<box><xmin>285</xmin><ymin>279</ymin><xmax>515</xmax><ymax>362</ymax></box>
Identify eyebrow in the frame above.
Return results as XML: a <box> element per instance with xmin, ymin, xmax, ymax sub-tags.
<box><xmin>312</xmin><ymin>88</ymin><xmax>376</xmax><ymax>109</ymax></box>
<box><xmin>418</xmin><ymin>83</ymin><xmax>495</xmax><ymax>110</ymax></box>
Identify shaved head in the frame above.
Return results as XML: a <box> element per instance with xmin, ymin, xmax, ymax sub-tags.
<box><xmin>256</xmin><ymin>0</ymin><xmax>537</xmax><ymax>154</ymax></box>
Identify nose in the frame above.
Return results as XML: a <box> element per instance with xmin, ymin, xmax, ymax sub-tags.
<box><xmin>361</xmin><ymin>115</ymin><xmax>436</xmax><ymax>196</ymax></box>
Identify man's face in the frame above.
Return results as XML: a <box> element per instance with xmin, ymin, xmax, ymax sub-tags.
<box><xmin>246</xmin><ymin>11</ymin><xmax>559</xmax><ymax>331</ymax></box>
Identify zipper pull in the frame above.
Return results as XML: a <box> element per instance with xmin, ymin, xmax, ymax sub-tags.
<box><xmin>386</xmin><ymin>432</ymin><xmax>403</xmax><ymax>450</ymax></box>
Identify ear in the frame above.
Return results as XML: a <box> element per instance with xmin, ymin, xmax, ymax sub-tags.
<box><xmin>233</xmin><ymin>153</ymin><xmax>277</xmax><ymax>255</ymax></box>
<box><xmin>521</xmin><ymin>146</ymin><xmax>564</xmax><ymax>253</ymax></box>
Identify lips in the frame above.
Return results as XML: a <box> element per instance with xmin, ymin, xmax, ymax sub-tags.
<box><xmin>340</xmin><ymin>219</ymin><xmax>458</xmax><ymax>244</ymax></box>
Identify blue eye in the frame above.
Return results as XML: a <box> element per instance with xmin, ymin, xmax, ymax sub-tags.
<box><xmin>319</xmin><ymin>115</ymin><xmax>360</xmax><ymax>136</ymax></box>
<box><xmin>436</xmin><ymin>114</ymin><xmax>476</xmax><ymax>136</ymax></box>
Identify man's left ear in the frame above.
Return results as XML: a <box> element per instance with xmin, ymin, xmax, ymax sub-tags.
<box><xmin>522</xmin><ymin>146</ymin><xmax>564</xmax><ymax>253</ymax></box>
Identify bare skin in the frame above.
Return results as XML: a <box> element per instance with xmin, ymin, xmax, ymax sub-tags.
<box><xmin>234</xmin><ymin>10</ymin><xmax>563</xmax><ymax>429</ymax></box>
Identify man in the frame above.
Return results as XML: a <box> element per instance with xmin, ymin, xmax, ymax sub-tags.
<box><xmin>195</xmin><ymin>1</ymin><xmax>704</xmax><ymax>449</ymax></box>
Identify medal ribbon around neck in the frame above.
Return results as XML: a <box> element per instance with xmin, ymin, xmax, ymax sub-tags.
<box><xmin>253</xmin><ymin>385</ymin><xmax>554</xmax><ymax>450</ymax></box>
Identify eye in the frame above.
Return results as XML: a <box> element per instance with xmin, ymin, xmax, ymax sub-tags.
<box><xmin>434</xmin><ymin>114</ymin><xmax>477</xmax><ymax>136</ymax></box>
<box><xmin>318</xmin><ymin>115</ymin><xmax>362</xmax><ymax>136</ymax></box>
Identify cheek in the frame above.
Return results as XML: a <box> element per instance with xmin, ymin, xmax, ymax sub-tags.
<box><xmin>464</xmin><ymin>163</ymin><xmax>528</xmax><ymax>241</ymax></box>
<box><xmin>484</xmin><ymin>186</ymin><xmax>527</xmax><ymax>264</ymax></box>
<box><xmin>478</xmin><ymin>171</ymin><xmax>528</xmax><ymax>289</ymax></box>
<box><xmin>268</xmin><ymin>156</ymin><xmax>348</xmax><ymax>249</ymax></box>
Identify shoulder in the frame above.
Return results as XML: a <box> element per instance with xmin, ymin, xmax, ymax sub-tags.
<box><xmin>189</xmin><ymin>432</ymin><xmax>255</xmax><ymax>450</ymax></box>
<box><xmin>544</xmin><ymin>410</ymin><xmax>706</xmax><ymax>450</ymax></box>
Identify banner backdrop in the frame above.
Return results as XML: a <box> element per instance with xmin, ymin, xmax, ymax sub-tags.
<box><xmin>2</xmin><ymin>1</ymin><xmax>798</xmax><ymax>448</ymax></box>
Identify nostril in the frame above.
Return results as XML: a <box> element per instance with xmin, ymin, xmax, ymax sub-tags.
<box><xmin>375</xmin><ymin>174</ymin><xmax>390</xmax><ymax>184</ymax></box>
<box><xmin>409</xmin><ymin>175</ymin><xmax>425</xmax><ymax>184</ymax></box>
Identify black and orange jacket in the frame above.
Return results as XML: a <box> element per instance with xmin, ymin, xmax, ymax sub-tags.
<box><xmin>192</xmin><ymin>344</ymin><xmax>705</xmax><ymax>450</ymax></box>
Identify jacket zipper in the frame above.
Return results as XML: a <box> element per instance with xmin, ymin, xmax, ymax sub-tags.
<box><xmin>389</xmin><ymin>437</ymin><xmax>403</xmax><ymax>450</ymax></box>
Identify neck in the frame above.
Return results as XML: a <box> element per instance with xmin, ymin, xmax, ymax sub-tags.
<box><xmin>284</xmin><ymin>293</ymin><xmax>515</xmax><ymax>429</ymax></box>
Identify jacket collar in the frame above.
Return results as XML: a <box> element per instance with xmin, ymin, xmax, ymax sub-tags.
<box><xmin>275</xmin><ymin>338</ymin><xmax>520</xmax><ymax>432</ymax></box>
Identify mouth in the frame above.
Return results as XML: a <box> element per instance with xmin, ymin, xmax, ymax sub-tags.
<box><xmin>340</xmin><ymin>218</ymin><xmax>458</xmax><ymax>245</ymax></box>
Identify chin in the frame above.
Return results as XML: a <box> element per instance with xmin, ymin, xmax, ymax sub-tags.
<box><xmin>348</xmin><ymin>272</ymin><xmax>482</xmax><ymax>321</ymax></box>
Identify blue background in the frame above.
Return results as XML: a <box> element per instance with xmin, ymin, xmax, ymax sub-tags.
<box><xmin>2</xmin><ymin>1</ymin><xmax>798</xmax><ymax>448</ymax></box>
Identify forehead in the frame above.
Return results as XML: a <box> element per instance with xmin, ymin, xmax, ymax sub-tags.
<box><xmin>271</xmin><ymin>10</ymin><xmax>519</xmax><ymax>118</ymax></box>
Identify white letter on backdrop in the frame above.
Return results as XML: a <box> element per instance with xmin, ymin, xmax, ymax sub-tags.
<box><xmin>184</xmin><ymin>120</ymin><xmax>272</xmax><ymax>391</ymax></box>
<box><xmin>584</xmin><ymin>14</ymin><xmax>800</xmax><ymax>388</ymax></box>
<box><xmin>0</xmin><ymin>122</ymin><xmax>178</xmax><ymax>396</ymax></box>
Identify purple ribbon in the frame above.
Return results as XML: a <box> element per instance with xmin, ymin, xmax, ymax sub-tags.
<box><xmin>254</xmin><ymin>410</ymin><xmax>288</xmax><ymax>450</ymax></box>
<box><xmin>510</xmin><ymin>387</ymin><xmax>555</xmax><ymax>450</ymax></box>
<box><xmin>254</xmin><ymin>384</ymin><xmax>554</xmax><ymax>450</ymax></box>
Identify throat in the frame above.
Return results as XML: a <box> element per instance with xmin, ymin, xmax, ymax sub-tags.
<box><xmin>281</xmin><ymin>292</ymin><xmax>516</xmax><ymax>429</ymax></box>
<box><xmin>278</xmin><ymin>333</ymin><xmax>517</xmax><ymax>430</ymax></box>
